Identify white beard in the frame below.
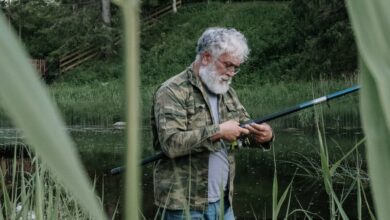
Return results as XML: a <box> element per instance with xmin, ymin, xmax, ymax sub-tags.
<box><xmin>199</xmin><ymin>64</ymin><xmax>231</xmax><ymax>94</ymax></box>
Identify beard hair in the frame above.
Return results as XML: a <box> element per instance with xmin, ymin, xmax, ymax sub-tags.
<box><xmin>199</xmin><ymin>63</ymin><xmax>231</xmax><ymax>94</ymax></box>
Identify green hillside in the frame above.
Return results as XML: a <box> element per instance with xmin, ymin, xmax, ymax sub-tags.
<box><xmin>48</xmin><ymin>1</ymin><xmax>359</xmax><ymax>127</ymax></box>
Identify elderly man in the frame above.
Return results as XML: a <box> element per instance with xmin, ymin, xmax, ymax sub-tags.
<box><xmin>151</xmin><ymin>27</ymin><xmax>273</xmax><ymax>220</ymax></box>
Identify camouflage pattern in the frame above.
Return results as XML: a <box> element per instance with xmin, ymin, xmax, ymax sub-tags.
<box><xmin>151</xmin><ymin>67</ymin><xmax>270</xmax><ymax>210</ymax></box>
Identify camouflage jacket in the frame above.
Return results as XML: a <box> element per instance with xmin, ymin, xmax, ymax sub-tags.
<box><xmin>151</xmin><ymin>67</ymin><xmax>271</xmax><ymax>210</ymax></box>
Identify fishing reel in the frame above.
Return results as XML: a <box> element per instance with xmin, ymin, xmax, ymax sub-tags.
<box><xmin>227</xmin><ymin>137</ymin><xmax>250</xmax><ymax>151</ymax></box>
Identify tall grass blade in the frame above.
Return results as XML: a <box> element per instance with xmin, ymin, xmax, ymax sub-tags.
<box><xmin>329</xmin><ymin>138</ymin><xmax>365</xmax><ymax>176</ymax></box>
<box><xmin>46</xmin><ymin>185</ymin><xmax>54</xmax><ymax>220</ymax></box>
<box><xmin>316</xmin><ymin>118</ymin><xmax>331</xmax><ymax>195</ymax></box>
<box><xmin>283</xmin><ymin>186</ymin><xmax>292</xmax><ymax>220</ymax></box>
<box><xmin>272</xmin><ymin>147</ymin><xmax>278</xmax><ymax>220</ymax></box>
<box><xmin>0</xmin><ymin>168</ymin><xmax>11</xmax><ymax>217</ymax></box>
<box><xmin>294</xmin><ymin>200</ymin><xmax>314</xmax><ymax>220</ymax></box>
<box><xmin>315</xmin><ymin>108</ymin><xmax>349</xmax><ymax>219</ymax></box>
<box><xmin>360</xmin><ymin>180</ymin><xmax>377</xmax><ymax>220</ymax></box>
<box><xmin>346</xmin><ymin>1</ymin><xmax>390</xmax><ymax>219</ymax></box>
<box><xmin>35</xmin><ymin>162</ymin><xmax>44</xmax><ymax>220</ymax></box>
<box><xmin>326</xmin><ymin>178</ymin><xmax>349</xmax><ymax>220</ymax></box>
<box><xmin>0</xmin><ymin>205</ymin><xmax>3</xmax><ymax>220</ymax></box>
<box><xmin>20</xmin><ymin>156</ymin><xmax>29</xmax><ymax>220</ymax></box>
<box><xmin>272</xmin><ymin>146</ymin><xmax>293</xmax><ymax>220</ymax></box>
<box><xmin>356</xmin><ymin>151</ymin><xmax>362</xmax><ymax>220</ymax></box>
<box><xmin>0</xmin><ymin>14</ymin><xmax>105</xmax><ymax>220</ymax></box>
<box><xmin>11</xmin><ymin>145</ymin><xmax>17</xmax><ymax>204</ymax></box>
<box><xmin>275</xmin><ymin>178</ymin><xmax>293</xmax><ymax>219</ymax></box>
<box><xmin>123</xmin><ymin>0</ymin><xmax>141</xmax><ymax>219</ymax></box>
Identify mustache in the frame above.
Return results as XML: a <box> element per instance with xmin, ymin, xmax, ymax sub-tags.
<box><xmin>220</xmin><ymin>76</ymin><xmax>232</xmax><ymax>83</ymax></box>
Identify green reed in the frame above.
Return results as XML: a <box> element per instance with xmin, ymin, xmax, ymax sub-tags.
<box><xmin>0</xmin><ymin>146</ymin><xmax>113</xmax><ymax>219</ymax></box>
<box><xmin>0</xmin><ymin>12</ymin><xmax>105</xmax><ymax>219</ymax></box>
<box><xmin>347</xmin><ymin>1</ymin><xmax>390</xmax><ymax>219</ymax></box>
<box><xmin>123</xmin><ymin>0</ymin><xmax>141</xmax><ymax>218</ymax></box>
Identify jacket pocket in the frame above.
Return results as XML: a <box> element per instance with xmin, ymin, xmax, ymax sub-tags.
<box><xmin>225</xmin><ymin>102</ymin><xmax>240</xmax><ymax>121</ymax></box>
<box><xmin>187</xmin><ymin>103</ymin><xmax>207</xmax><ymax>128</ymax></box>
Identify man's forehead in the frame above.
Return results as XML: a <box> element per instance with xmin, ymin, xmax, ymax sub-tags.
<box><xmin>218</xmin><ymin>53</ymin><xmax>241</xmax><ymax>65</ymax></box>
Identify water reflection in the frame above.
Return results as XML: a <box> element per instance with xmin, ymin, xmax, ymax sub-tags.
<box><xmin>0</xmin><ymin>127</ymin><xmax>372</xmax><ymax>219</ymax></box>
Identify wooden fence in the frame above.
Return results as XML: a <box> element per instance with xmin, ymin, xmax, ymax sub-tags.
<box><xmin>59</xmin><ymin>46</ymin><xmax>100</xmax><ymax>74</ymax></box>
<box><xmin>31</xmin><ymin>59</ymin><xmax>47</xmax><ymax>76</ymax></box>
<box><xmin>143</xmin><ymin>0</ymin><xmax>182</xmax><ymax>28</ymax></box>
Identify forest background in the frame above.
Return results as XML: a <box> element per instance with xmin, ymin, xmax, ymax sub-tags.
<box><xmin>0</xmin><ymin>0</ymin><xmax>359</xmax><ymax>129</ymax></box>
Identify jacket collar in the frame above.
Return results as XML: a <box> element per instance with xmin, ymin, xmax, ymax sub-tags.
<box><xmin>187</xmin><ymin>66</ymin><xmax>202</xmax><ymax>89</ymax></box>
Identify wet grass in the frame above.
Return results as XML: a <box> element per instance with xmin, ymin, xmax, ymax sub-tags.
<box><xmin>1</xmin><ymin>76</ymin><xmax>359</xmax><ymax>128</ymax></box>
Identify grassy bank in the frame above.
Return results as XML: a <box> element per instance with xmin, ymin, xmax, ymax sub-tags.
<box><xmin>1</xmin><ymin>77</ymin><xmax>359</xmax><ymax>128</ymax></box>
<box><xmin>45</xmin><ymin>77</ymin><xmax>359</xmax><ymax>128</ymax></box>
<box><xmin>0</xmin><ymin>1</ymin><xmax>360</xmax><ymax>128</ymax></box>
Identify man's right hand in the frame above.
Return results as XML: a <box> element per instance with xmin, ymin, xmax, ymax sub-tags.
<box><xmin>211</xmin><ymin>120</ymin><xmax>249</xmax><ymax>142</ymax></box>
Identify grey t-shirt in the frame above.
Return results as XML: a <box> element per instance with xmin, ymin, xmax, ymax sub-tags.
<box><xmin>207</xmin><ymin>90</ymin><xmax>229</xmax><ymax>202</ymax></box>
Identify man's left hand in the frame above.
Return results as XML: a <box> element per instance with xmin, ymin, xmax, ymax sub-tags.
<box><xmin>244</xmin><ymin>123</ymin><xmax>273</xmax><ymax>143</ymax></box>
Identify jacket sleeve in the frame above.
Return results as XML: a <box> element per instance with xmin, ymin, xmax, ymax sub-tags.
<box><xmin>154</xmin><ymin>86</ymin><xmax>219</xmax><ymax>159</ymax></box>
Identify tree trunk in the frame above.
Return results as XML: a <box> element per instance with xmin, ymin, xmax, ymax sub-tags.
<box><xmin>102</xmin><ymin>0</ymin><xmax>111</xmax><ymax>25</ymax></box>
<box><xmin>7</xmin><ymin>0</ymin><xmax>11</xmax><ymax>28</ymax></box>
<box><xmin>172</xmin><ymin>0</ymin><xmax>177</xmax><ymax>13</ymax></box>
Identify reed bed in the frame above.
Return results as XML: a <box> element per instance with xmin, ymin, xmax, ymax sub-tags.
<box><xmin>0</xmin><ymin>146</ymin><xmax>115</xmax><ymax>220</ymax></box>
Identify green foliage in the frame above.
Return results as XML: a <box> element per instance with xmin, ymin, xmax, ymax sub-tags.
<box><xmin>57</xmin><ymin>59</ymin><xmax>124</xmax><ymax>85</ymax></box>
<box><xmin>0</xmin><ymin>2</ymin><xmax>361</xmax><ymax>127</ymax></box>
<box><xmin>50</xmin><ymin>80</ymin><xmax>125</xmax><ymax>125</ymax></box>
<box><xmin>4</xmin><ymin>0</ymin><xmax>121</xmax><ymax>59</ymax></box>
<box><xmin>3</xmin><ymin>0</ymin><xmax>357</xmax><ymax>80</ymax></box>
<box><xmin>139</xmin><ymin>1</ymin><xmax>357</xmax><ymax>85</ymax></box>
<box><xmin>140</xmin><ymin>2</ymin><xmax>292</xmax><ymax>85</ymax></box>
<box><xmin>286</xmin><ymin>0</ymin><xmax>357</xmax><ymax>79</ymax></box>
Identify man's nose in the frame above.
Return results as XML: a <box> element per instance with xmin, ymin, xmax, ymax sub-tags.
<box><xmin>225</xmin><ymin>70</ymin><xmax>235</xmax><ymax>77</ymax></box>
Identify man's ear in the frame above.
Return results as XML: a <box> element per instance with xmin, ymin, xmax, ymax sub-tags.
<box><xmin>201</xmin><ymin>52</ymin><xmax>212</xmax><ymax>65</ymax></box>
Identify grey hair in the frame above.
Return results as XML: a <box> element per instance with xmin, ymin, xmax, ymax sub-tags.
<box><xmin>196</xmin><ymin>27</ymin><xmax>250</xmax><ymax>63</ymax></box>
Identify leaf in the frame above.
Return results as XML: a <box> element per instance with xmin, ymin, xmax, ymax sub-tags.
<box><xmin>346</xmin><ymin>1</ymin><xmax>390</xmax><ymax>219</ymax></box>
<box><xmin>0</xmin><ymin>14</ymin><xmax>105</xmax><ymax>220</ymax></box>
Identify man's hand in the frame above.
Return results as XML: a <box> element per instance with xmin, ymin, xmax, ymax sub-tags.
<box><xmin>211</xmin><ymin>120</ymin><xmax>249</xmax><ymax>142</ymax></box>
<box><xmin>244</xmin><ymin>123</ymin><xmax>273</xmax><ymax>143</ymax></box>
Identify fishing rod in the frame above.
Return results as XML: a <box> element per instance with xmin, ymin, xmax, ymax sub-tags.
<box><xmin>110</xmin><ymin>85</ymin><xmax>360</xmax><ymax>175</ymax></box>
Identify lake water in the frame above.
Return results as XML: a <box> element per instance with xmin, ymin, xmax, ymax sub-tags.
<box><xmin>0</xmin><ymin>126</ymin><xmax>372</xmax><ymax>219</ymax></box>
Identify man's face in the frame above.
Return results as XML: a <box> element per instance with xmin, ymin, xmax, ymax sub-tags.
<box><xmin>199</xmin><ymin>53</ymin><xmax>241</xmax><ymax>94</ymax></box>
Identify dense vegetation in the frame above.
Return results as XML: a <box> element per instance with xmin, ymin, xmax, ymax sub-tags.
<box><xmin>3</xmin><ymin>1</ymin><xmax>387</xmax><ymax>219</ymax></box>
<box><xmin>0</xmin><ymin>0</ymin><xmax>359</xmax><ymax>127</ymax></box>
<box><xmin>1</xmin><ymin>0</ymin><xmax>120</xmax><ymax>59</ymax></box>
<box><xmin>1</xmin><ymin>0</ymin><xmax>356</xmax><ymax>80</ymax></box>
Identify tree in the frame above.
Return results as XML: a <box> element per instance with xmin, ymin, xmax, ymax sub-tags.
<box><xmin>172</xmin><ymin>0</ymin><xmax>177</xmax><ymax>13</ymax></box>
<box><xmin>101</xmin><ymin>0</ymin><xmax>111</xmax><ymax>25</ymax></box>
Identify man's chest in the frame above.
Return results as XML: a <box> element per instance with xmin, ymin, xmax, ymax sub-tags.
<box><xmin>184</xmin><ymin>88</ymin><xmax>242</xmax><ymax>129</ymax></box>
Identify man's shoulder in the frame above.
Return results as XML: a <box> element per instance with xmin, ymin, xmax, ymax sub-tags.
<box><xmin>156</xmin><ymin>69</ymin><xmax>192</xmax><ymax>95</ymax></box>
<box><xmin>226</xmin><ymin>86</ymin><xmax>239</xmax><ymax>99</ymax></box>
